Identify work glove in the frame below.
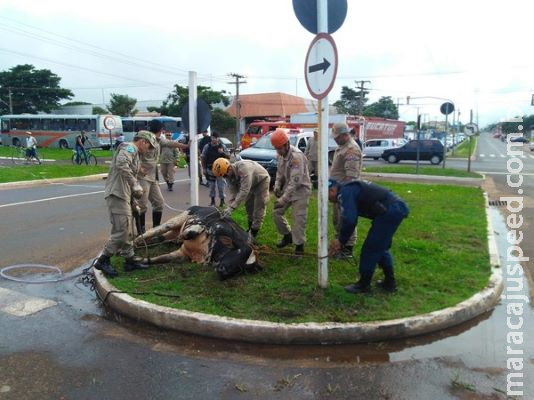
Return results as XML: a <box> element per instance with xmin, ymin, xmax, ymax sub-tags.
<box><xmin>132</xmin><ymin>183</ymin><xmax>144</xmax><ymax>199</ymax></box>
<box><xmin>222</xmin><ymin>207</ymin><xmax>234</xmax><ymax>218</ymax></box>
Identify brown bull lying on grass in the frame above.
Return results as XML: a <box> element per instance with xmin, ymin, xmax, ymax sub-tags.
<box><xmin>134</xmin><ymin>206</ymin><xmax>262</xmax><ymax>280</ymax></box>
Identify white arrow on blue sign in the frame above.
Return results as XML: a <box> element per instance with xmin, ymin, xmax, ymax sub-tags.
<box><xmin>305</xmin><ymin>33</ymin><xmax>338</xmax><ymax>100</ymax></box>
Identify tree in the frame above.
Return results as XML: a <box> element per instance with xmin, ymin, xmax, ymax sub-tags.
<box><xmin>363</xmin><ymin>96</ymin><xmax>399</xmax><ymax>119</ymax></box>
<box><xmin>333</xmin><ymin>86</ymin><xmax>369</xmax><ymax>115</ymax></box>
<box><xmin>63</xmin><ymin>101</ymin><xmax>92</xmax><ymax>106</ymax></box>
<box><xmin>211</xmin><ymin>108</ymin><xmax>236</xmax><ymax>135</ymax></box>
<box><xmin>0</xmin><ymin>64</ymin><xmax>73</xmax><ymax>114</ymax></box>
<box><xmin>92</xmin><ymin>106</ymin><xmax>108</xmax><ymax>115</ymax></box>
<box><xmin>107</xmin><ymin>93</ymin><xmax>138</xmax><ymax>116</ymax></box>
<box><xmin>155</xmin><ymin>85</ymin><xmax>231</xmax><ymax>116</ymax></box>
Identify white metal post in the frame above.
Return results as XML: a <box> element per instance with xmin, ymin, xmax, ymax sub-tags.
<box><xmin>317</xmin><ymin>0</ymin><xmax>329</xmax><ymax>288</ymax></box>
<box><xmin>189</xmin><ymin>71</ymin><xmax>199</xmax><ymax>206</ymax></box>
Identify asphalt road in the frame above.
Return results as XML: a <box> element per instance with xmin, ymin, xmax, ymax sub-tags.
<box><xmin>0</xmin><ymin>142</ymin><xmax>533</xmax><ymax>399</ymax></box>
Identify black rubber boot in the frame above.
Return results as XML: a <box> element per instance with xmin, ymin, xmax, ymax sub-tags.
<box><xmin>344</xmin><ymin>275</ymin><xmax>372</xmax><ymax>294</ymax></box>
<box><xmin>377</xmin><ymin>266</ymin><xmax>397</xmax><ymax>293</ymax></box>
<box><xmin>210</xmin><ymin>197</ymin><xmax>216</xmax><ymax>206</ymax></box>
<box><xmin>93</xmin><ymin>254</ymin><xmax>118</xmax><ymax>277</ymax></box>
<box><xmin>247</xmin><ymin>220</ymin><xmax>253</xmax><ymax>231</ymax></box>
<box><xmin>152</xmin><ymin>211</ymin><xmax>162</xmax><ymax>227</ymax></box>
<box><xmin>250</xmin><ymin>228</ymin><xmax>259</xmax><ymax>238</ymax></box>
<box><xmin>124</xmin><ymin>256</ymin><xmax>149</xmax><ymax>272</ymax></box>
<box><xmin>276</xmin><ymin>233</ymin><xmax>293</xmax><ymax>248</ymax></box>
<box><xmin>139</xmin><ymin>213</ymin><xmax>146</xmax><ymax>235</ymax></box>
<box><xmin>219</xmin><ymin>198</ymin><xmax>225</xmax><ymax>207</ymax></box>
<box><xmin>295</xmin><ymin>244</ymin><xmax>304</xmax><ymax>255</ymax></box>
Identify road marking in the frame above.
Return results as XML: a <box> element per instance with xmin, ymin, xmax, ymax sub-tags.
<box><xmin>0</xmin><ymin>178</ymin><xmax>192</xmax><ymax>209</ymax></box>
<box><xmin>0</xmin><ymin>190</ymin><xmax>104</xmax><ymax>209</ymax></box>
<box><xmin>0</xmin><ymin>287</ymin><xmax>57</xmax><ymax>316</ymax></box>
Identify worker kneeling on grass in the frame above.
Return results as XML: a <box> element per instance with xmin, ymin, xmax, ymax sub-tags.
<box><xmin>328</xmin><ymin>179</ymin><xmax>409</xmax><ymax>294</ymax></box>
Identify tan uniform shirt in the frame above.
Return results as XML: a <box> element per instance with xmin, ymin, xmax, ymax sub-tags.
<box><xmin>138</xmin><ymin>137</ymin><xmax>181</xmax><ymax>182</ymax></box>
<box><xmin>226</xmin><ymin>160</ymin><xmax>270</xmax><ymax>209</ymax></box>
<box><xmin>330</xmin><ymin>138</ymin><xmax>362</xmax><ymax>183</ymax></box>
<box><xmin>274</xmin><ymin>145</ymin><xmax>312</xmax><ymax>205</ymax></box>
<box><xmin>159</xmin><ymin>143</ymin><xmax>180</xmax><ymax>164</ymax></box>
<box><xmin>305</xmin><ymin>136</ymin><xmax>318</xmax><ymax>162</ymax></box>
<box><xmin>104</xmin><ymin>142</ymin><xmax>140</xmax><ymax>214</ymax></box>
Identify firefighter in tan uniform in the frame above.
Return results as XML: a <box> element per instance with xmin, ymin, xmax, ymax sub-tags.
<box><xmin>136</xmin><ymin>120</ymin><xmax>188</xmax><ymax>234</ymax></box>
<box><xmin>270</xmin><ymin>128</ymin><xmax>312</xmax><ymax>255</ymax></box>
<box><xmin>329</xmin><ymin>122</ymin><xmax>362</xmax><ymax>258</ymax></box>
<box><xmin>212</xmin><ymin>158</ymin><xmax>270</xmax><ymax>238</ymax></box>
<box><xmin>93</xmin><ymin>131</ymin><xmax>156</xmax><ymax>277</ymax></box>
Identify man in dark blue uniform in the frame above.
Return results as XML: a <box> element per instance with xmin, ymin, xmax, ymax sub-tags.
<box><xmin>328</xmin><ymin>179</ymin><xmax>409</xmax><ymax>294</ymax></box>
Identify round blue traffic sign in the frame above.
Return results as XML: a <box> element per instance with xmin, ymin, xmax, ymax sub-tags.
<box><xmin>293</xmin><ymin>0</ymin><xmax>347</xmax><ymax>34</ymax></box>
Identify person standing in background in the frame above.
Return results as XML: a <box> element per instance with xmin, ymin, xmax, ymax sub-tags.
<box><xmin>201</xmin><ymin>131</ymin><xmax>230</xmax><ymax>207</ymax></box>
<box><xmin>159</xmin><ymin>131</ymin><xmax>180</xmax><ymax>191</ymax></box>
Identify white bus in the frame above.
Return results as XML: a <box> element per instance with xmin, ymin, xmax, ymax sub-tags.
<box><xmin>121</xmin><ymin>116</ymin><xmax>183</xmax><ymax>141</ymax></box>
<box><xmin>0</xmin><ymin>114</ymin><xmax>123</xmax><ymax>149</ymax></box>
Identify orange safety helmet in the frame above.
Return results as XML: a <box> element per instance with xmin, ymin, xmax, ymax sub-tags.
<box><xmin>270</xmin><ymin>128</ymin><xmax>290</xmax><ymax>148</ymax></box>
<box><xmin>212</xmin><ymin>157</ymin><xmax>231</xmax><ymax>177</ymax></box>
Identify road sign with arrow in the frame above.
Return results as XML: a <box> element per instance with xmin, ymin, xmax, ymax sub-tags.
<box><xmin>304</xmin><ymin>33</ymin><xmax>338</xmax><ymax>100</ymax></box>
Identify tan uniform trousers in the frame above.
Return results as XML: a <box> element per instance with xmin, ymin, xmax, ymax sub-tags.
<box><xmin>160</xmin><ymin>163</ymin><xmax>175</xmax><ymax>184</ymax></box>
<box><xmin>138</xmin><ymin>179</ymin><xmax>164</xmax><ymax>214</ymax></box>
<box><xmin>272</xmin><ymin>193</ymin><xmax>310</xmax><ymax>246</ymax></box>
<box><xmin>103</xmin><ymin>197</ymin><xmax>135</xmax><ymax>258</ymax></box>
<box><xmin>244</xmin><ymin>178</ymin><xmax>270</xmax><ymax>231</ymax></box>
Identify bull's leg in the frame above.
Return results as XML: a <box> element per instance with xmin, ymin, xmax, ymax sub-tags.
<box><xmin>134</xmin><ymin>212</ymin><xmax>189</xmax><ymax>246</ymax></box>
<box><xmin>142</xmin><ymin>248</ymin><xmax>189</xmax><ymax>265</ymax></box>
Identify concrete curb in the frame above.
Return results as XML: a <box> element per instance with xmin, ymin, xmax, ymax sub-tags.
<box><xmin>361</xmin><ymin>172</ymin><xmax>484</xmax><ymax>187</ymax></box>
<box><xmin>93</xmin><ymin>198</ymin><xmax>503</xmax><ymax>345</ymax></box>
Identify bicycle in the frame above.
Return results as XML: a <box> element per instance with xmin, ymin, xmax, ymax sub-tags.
<box><xmin>11</xmin><ymin>145</ymin><xmax>41</xmax><ymax>165</ymax></box>
<box><xmin>72</xmin><ymin>146</ymin><xmax>98</xmax><ymax>166</ymax></box>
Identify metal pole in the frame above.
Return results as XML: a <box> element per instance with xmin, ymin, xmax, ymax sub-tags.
<box><xmin>317</xmin><ymin>0</ymin><xmax>329</xmax><ymax>289</ymax></box>
<box><xmin>442</xmin><ymin>113</ymin><xmax>448</xmax><ymax>168</ymax></box>
<box><xmin>189</xmin><ymin>71</ymin><xmax>199</xmax><ymax>206</ymax></box>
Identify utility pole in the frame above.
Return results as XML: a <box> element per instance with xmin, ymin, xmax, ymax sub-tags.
<box><xmin>8</xmin><ymin>87</ymin><xmax>13</xmax><ymax>114</ymax></box>
<box><xmin>228</xmin><ymin>73</ymin><xmax>247</xmax><ymax>146</ymax></box>
<box><xmin>355</xmin><ymin>80</ymin><xmax>370</xmax><ymax>116</ymax></box>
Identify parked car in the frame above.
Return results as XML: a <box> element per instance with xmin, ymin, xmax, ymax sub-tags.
<box><xmin>530</xmin><ymin>142</ymin><xmax>534</xmax><ymax>151</ymax></box>
<box><xmin>509</xmin><ymin>136</ymin><xmax>529</xmax><ymax>143</ymax></box>
<box><xmin>238</xmin><ymin>131</ymin><xmax>312</xmax><ymax>181</ymax></box>
<box><xmin>362</xmin><ymin>138</ymin><xmax>407</xmax><ymax>160</ymax></box>
<box><xmin>381</xmin><ymin>139</ymin><xmax>444</xmax><ymax>165</ymax></box>
<box><xmin>220</xmin><ymin>137</ymin><xmax>234</xmax><ymax>151</ymax></box>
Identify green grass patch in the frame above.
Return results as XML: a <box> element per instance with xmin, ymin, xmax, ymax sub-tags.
<box><xmin>0</xmin><ymin>164</ymin><xmax>109</xmax><ymax>183</ymax></box>
<box><xmin>363</xmin><ymin>164</ymin><xmax>482</xmax><ymax>178</ymax></box>
<box><xmin>0</xmin><ymin>145</ymin><xmax>113</xmax><ymax>161</ymax></box>
<box><xmin>110</xmin><ymin>182</ymin><xmax>491</xmax><ymax>323</ymax></box>
<box><xmin>449</xmin><ymin>136</ymin><xmax>478</xmax><ymax>158</ymax></box>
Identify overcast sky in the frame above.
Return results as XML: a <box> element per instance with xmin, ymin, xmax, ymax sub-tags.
<box><xmin>0</xmin><ymin>0</ymin><xmax>532</xmax><ymax>127</ymax></box>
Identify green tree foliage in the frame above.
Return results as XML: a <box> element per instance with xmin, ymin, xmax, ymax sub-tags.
<box><xmin>499</xmin><ymin>114</ymin><xmax>534</xmax><ymax>134</ymax></box>
<box><xmin>0</xmin><ymin>64</ymin><xmax>73</xmax><ymax>114</ymax></box>
<box><xmin>63</xmin><ymin>101</ymin><xmax>92</xmax><ymax>106</ymax></box>
<box><xmin>363</xmin><ymin>96</ymin><xmax>399</xmax><ymax>119</ymax></box>
<box><xmin>211</xmin><ymin>108</ymin><xmax>236</xmax><ymax>135</ymax></box>
<box><xmin>155</xmin><ymin>85</ymin><xmax>231</xmax><ymax>116</ymax></box>
<box><xmin>333</xmin><ymin>86</ymin><xmax>368</xmax><ymax>115</ymax></box>
<box><xmin>107</xmin><ymin>93</ymin><xmax>138</xmax><ymax>116</ymax></box>
<box><xmin>92</xmin><ymin>106</ymin><xmax>108</xmax><ymax>115</ymax></box>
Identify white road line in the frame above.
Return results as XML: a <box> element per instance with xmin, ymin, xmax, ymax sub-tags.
<box><xmin>0</xmin><ymin>287</ymin><xmax>57</xmax><ymax>316</ymax></box>
<box><xmin>0</xmin><ymin>190</ymin><xmax>104</xmax><ymax>209</ymax></box>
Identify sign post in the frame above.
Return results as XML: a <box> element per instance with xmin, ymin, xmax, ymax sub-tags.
<box><xmin>440</xmin><ymin>102</ymin><xmax>454</xmax><ymax>168</ymax></box>
<box><xmin>297</xmin><ymin>0</ymin><xmax>344</xmax><ymax>288</ymax></box>
<box><xmin>103</xmin><ymin>116</ymin><xmax>116</xmax><ymax>153</ymax></box>
<box><xmin>464</xmin><ymin>122</ymin><xmax>478</xmax><ymax>173</ymax></box>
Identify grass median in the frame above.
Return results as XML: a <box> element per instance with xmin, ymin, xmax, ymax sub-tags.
<box><xmin>110</xmin><ymin>181</ymin><xmax>491</xmax><ymax>324</ymax></box>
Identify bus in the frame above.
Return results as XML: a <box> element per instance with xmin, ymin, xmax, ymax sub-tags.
<box><xmin>121</xmin><ymin>116</ymin><xmax>183</xmax><ymax>141</ymax></box>
<box><xmin>0</xmin><ymin>114</ymin><xmax>123</xmax><ymax>149</ymax></box>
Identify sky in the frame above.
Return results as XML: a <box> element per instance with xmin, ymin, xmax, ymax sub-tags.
<box><xmin>0</xmin><ymin>0</ymin><xmax>533</xmax><ymax>128</ymax></box>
